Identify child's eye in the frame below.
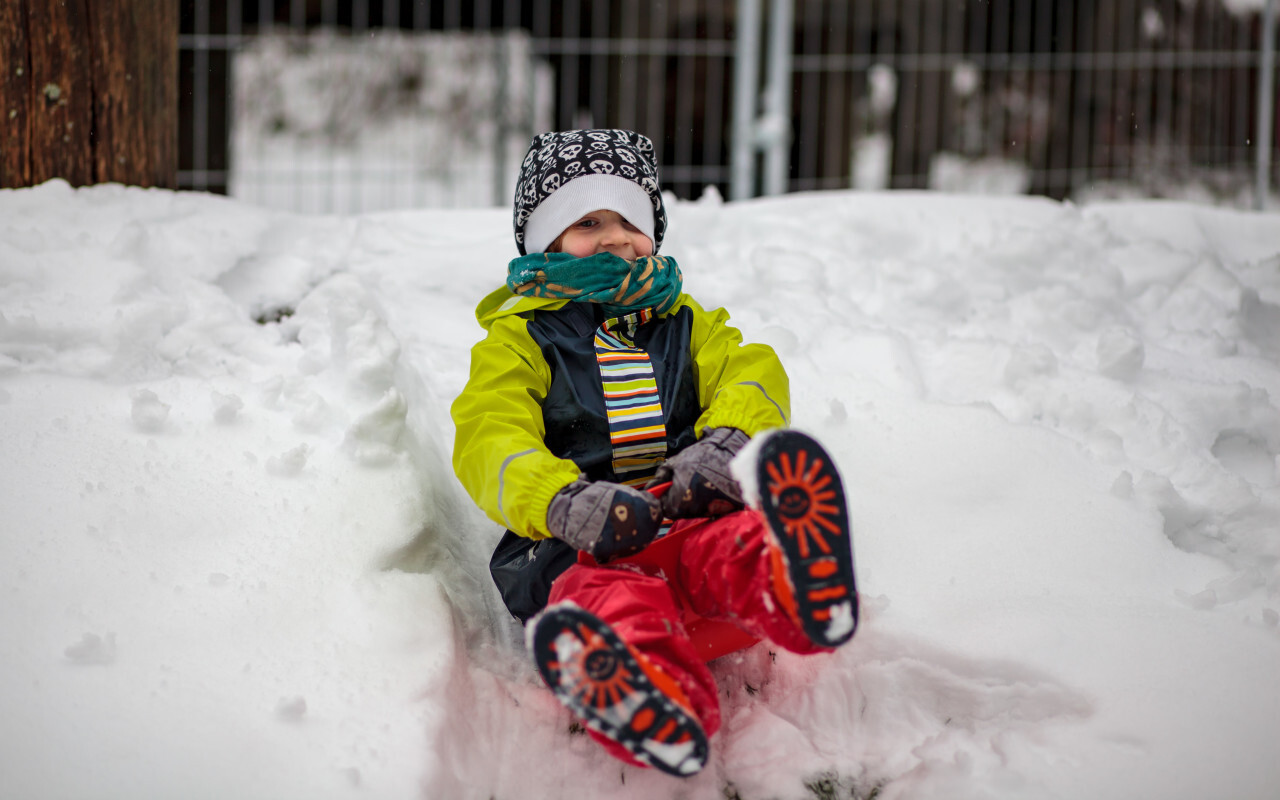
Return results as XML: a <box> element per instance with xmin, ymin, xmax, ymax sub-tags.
<box><xmin>576</xmin><ymin>218</ymin><xmax>597</xmax><ymax>229</ymax></box>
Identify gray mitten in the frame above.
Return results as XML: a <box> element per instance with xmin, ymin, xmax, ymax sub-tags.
<box><xmin>547</xmin><ymin>478</ymin><xmax>663</xmax><ymax>562</ymax></box>
<box><xmin>649</xmin><ymin>427</ymin><xmax>749</xmax><ymax>519</ymax></box>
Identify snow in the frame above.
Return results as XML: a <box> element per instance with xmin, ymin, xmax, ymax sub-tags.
<box><xmin>1221</xmin><ymin>0</ymin><xmax>1273</xmax><ymax>15</ymax></box>
<box><xmin>230</xmin><ymin>30</ymin><xmax>552</xmax><ymax>215</ymax></box>
<box><xmin>2</xmin><ymin>179</ymin><xmax>1279</xmax><ymax>799</ymax></box>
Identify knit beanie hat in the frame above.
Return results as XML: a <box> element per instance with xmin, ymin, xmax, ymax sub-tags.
<box><xmin>513</xmin><ymin>129</ymin><xmax>667</xmax><ymax>255</ymax></box>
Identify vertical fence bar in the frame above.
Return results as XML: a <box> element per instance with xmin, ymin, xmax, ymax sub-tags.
<box><xmin>762</xmin><ymin>0</ymin><xmax>794</xmax><ymax>195</ymax></box>
<box><xmin>1017</xmin><ymin>0</ymin><xmax>1040</xmax><ymax>181</ymax></box>
<box><xmin>917</xmin><ymin>0</ymin><xmax>942</xmax><ymax>186</ymax></box>
<box><xmin>968</xmin><ymin>0</ymin><xmax>989</xmax><ymax>174</ymax></box>
<box><xmin>322</xmin><ymin>0</ymin><xmax>339</xmax><ymax>213</ymax></box>
<box><xmin>618</xmin><ymin>1</ymin><xmax>640</xmax><ymax>132</ymax></box>
<box><xmin>192</xmin><ymin>0</ymin><xmax>211</xmax><ymax>191</ymax></box>
<box><xmin>795</xmin><ymin>0</ymin><xmax>821</xmax><ymax>188</ymax></box>
<box><xmin>1133</xmin><ymin>0</ymin><xmax>1153</xmax><ymax>185</ymax></box>
<box><xmin>224</xmin><ymin>0</ymin><xmax>241</xmax><ymax>198</ymax></box>
<box><xmin>731</xmin><ymin>0</ymin><xmax>762</xmax><ymax>199</ymax></box>
<box><xmin>876</xmin><ymin>0</ymin><xmax>901</xmax><ymax>185</ymax></box>
<box><xmin>1071</xmin><ymin>2</ymin><xmax>1094</xmax><ymax>191</ymax></box>
<box><xmin>1259</xmin><ymin>0</ymin><xmax>1277</xmax><ymax>209</ymax></box>
<box><xmin>532</xmin><ymin>0</ymin><xmax>551</xmax><ymax>132</ymax></box>
<box><xmin>288</xmin><ymin>0</ymin><xmax>305</xmax><ymax>209</ymax></box>
<box><xmin>1232</xmin><ymin>12</ymin><xmax>1248</xmax><ymax>174</ymax></box>
<box><xmin>561</xmin><ymin>0</ymin><xmax>581</xmax><ymax>128</ymax></box>
<box><xmin>821</xmin><ymin>0</ymin><xmax>849</xmax><ymax>191</ymax></box>
<box><xmin>1053</xmin><ymin>0</ymin><xmax>1075</xmax><ymax>195</ymax></box>
<box><xmin>673</xmin><ymin>0</ymin><xmax>697</xmax><ymax>195</ymax></box>
<box><xmin>1203</xmin><ymin>0</ymin><xmax>1217</xmax><ymax>169</ymax></box>
<box><xmin>1177</xmin><ymin>2</ymin><xmax>1194</xmax><ymax>179</ymax></box>
<box><xmin>939</xmin><ymin>0</ymin><xmax>963</xmax><ymax>159</ymax></box>
<box><xmin>1115</xmin><ymin>0</ymin><xmax>1134</xmax><ymax>181</ymax></box>
<box><xmin>590</xmin><ymin>0</ymin><xmax>608</xmax><ymax>128</ymax></box>
<box><xmin>645</xmin><ymin>2</ymin><xmax>669</xmax><ymax>155</ymax></box>
<box><xmin>895</xmin><ymin>0</ymin><xmax>919</xmax><ymax>185</ymax></box>
<box><xmin>494</xmin><ymin>26</ymin><xmax>508</xmax><ymax>206</ymax></box>
<box><xmin>1208</xmin><ymin>0</ymin><xmax>1223</xmax><ymax>169</ymax></box>
<box><xmin>1103</xmin><ymin>0</ymin><xmax>1122</xmax><ymax>177</ymax></box>
<box><xmin>989</xmin><ymin>0</ymin><xmax>1010</xmax><ymax>169</ymax></box>
<box><xmin>702</xmin><ymin>0</ymin><xmax>728</xmax><ymax>192</ymax></box>
<box><xmin>1155</xmin><ymin>0</ymin><xmax>1174</xmax><ymax>180</ymax></box>
<box><xmin>849</xmin><ymin>0</ymin><xmax>873</xmax><ymax>189</ymax></box>
<box><xmin>1037</xmin><ymin>0</ymin><xmax>1063</xmax><ymax>194</ymax></box>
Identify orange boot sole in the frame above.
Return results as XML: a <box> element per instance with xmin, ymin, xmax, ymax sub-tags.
<box><xmin>756</xmin><ymin>430</ymin><xmax>859</xmax><ymax>648</ymax></box>
<box><xmin>530</xmin><ymin>603</ymin><xmax>709</xmax><ymax>777</ymax></box>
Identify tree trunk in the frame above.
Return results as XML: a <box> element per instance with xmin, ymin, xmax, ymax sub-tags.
<box><xmin>0</xmin><ymin>0</ymin><xmax>177</xmax><ymax>189</ymax></box>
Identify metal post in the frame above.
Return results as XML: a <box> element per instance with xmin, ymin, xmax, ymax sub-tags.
<box><xmin>1257</xmin><ymin>0</ymin><xmax>1277</xmax><ymax>211</ymax></box>
<box><xmin>494</xmin><ymin>33</ymin><xmax>509</xmax><ymax>207</ymax></box>
<box><xmin>762</xmin><ymin>0</ymin><xmax>794</xmax><ymax>196</ymax></box>
<box><xmin>731</xmin><ymin>0</ymin><xmax>763</xmax><ymax>200</ymax></box>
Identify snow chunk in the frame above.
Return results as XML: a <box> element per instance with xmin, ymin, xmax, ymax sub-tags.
<box><xmin>1096</xmin><ymin>327</ymin><xmax>1145</xmax><ymax>381</ymax></box>
<box><xmin>64</xmin><ymin>632</ymin><xmax>117</xmax><ymax>665</ymax></box>
<box><xmin>130</xmin><ymin>388</ymin><xmax>170</xmax><ymax>433</ymax></box>
<box><xmin>1003</xmin><ymin>343</ymin><xmax>1058</xmax><ymax>387</ymax></box>
<box><xmin>824</xmin><ymin>600</ymin><xmax>856</xmax><ymax>642</ymax></box>
<box><xmin>211</xmin><ymin>390</ymin><xmax>244</xmax><ymax>424</ymax></box>
<box><xmin>275</xmin><ymin>696</ymin><xmax>308</xmax><ymax>722</ymax></box>
<box><xmin>265</xmin><ymin>444</ymin><xmax>310</xmax><ymax>477</ymax></box>
<box><xmin>1111</xmin><ymin>470</ymin><xmax>1135</xmax><ymax>499</ymax></box>
<box><xmin>1211</xmin><ymin>429</ymin><xmax>1278</xmax><ymax>487</ymax></box>
<box><xmin>344</xmin><ymin>388</ymin><xmax>407</xmax><ymax>466</ymax></box>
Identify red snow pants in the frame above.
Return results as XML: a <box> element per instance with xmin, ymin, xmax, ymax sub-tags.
<box><xmin>546</xmin><ymin>508</ymin><xmax>829</xmax><ymax>765</ymax></box>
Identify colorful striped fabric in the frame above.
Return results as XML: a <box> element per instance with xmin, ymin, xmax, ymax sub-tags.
<box><xmin>595</xmin><ymin>308</ymin><xmax>668</xmax><ymax>486</ymax></box>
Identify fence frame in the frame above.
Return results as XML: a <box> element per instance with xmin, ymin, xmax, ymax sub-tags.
<box><xmin>179</xmin><ymin>0</ymin><xmax>1280</xmax><ymax>211</ymax></box>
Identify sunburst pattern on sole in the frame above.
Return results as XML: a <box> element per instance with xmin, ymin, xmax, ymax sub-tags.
<box><xmin>530</xmin><ymin>603</ymin><xmax>709</xmax><ymax>777</ymax></box>
<box><xmin>756</xmin><ymin>430</ymin><xmax>859</xmax><ymax>647</ymax></box>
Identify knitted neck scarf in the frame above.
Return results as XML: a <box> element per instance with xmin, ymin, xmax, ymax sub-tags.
<box><xmin>506</xmin><ymin>252</ymin><xmax>683</xmax><ymax>316</ymax></box>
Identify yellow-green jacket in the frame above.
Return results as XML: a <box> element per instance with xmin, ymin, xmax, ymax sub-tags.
<box><xmin>451</xmin><ymin>286</ymin><xmax>790</xmax><ymax>619</ymax></box>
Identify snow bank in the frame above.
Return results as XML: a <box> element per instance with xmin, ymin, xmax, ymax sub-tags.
<box><xmin>1</xmin><ymin>180</ymin><xmax>1277</xmax><ymax>799</ymax></box>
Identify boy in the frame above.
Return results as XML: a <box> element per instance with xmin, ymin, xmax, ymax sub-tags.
<box><xmin>451</xmin><ymin>129</ymin><xmax>858</xmax><ymax>777</ymax></box>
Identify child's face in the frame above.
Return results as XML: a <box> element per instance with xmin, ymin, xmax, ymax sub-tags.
<box><xmin>554</xmin><ymin>210</ymin><xmax>654</xmax><ymax>260</ymax></box>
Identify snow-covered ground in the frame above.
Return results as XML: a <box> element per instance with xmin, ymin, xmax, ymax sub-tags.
<box><xmin>1</xmin><ymin>180</ymin><xmax>1278</xmax><ymax>799</ymax></box>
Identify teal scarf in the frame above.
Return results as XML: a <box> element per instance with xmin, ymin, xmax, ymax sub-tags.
<box><xmin>506</xmin><ymin>252</ymin><xmax>683</xmax><ymax>316</ymax></box>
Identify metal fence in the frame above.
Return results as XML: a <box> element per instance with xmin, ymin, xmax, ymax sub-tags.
<box><xmin>179</xmin><ymin>0</ymin><xmax>1279</xmax><ymax>212</ymax></box>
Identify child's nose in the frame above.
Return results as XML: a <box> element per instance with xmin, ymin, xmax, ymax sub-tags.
<box><xmin>600</xmin><ymin>221</ymin><xmax>631</xmax><ymax>245</ymax></box>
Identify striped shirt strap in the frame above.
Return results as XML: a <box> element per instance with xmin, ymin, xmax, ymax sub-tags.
<box><xmin>594</xmin><ymin>308</ymin><xmax>667</xmax><ymax>487</ymax></box>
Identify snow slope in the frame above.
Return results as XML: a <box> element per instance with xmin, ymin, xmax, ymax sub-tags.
<box><xmin>1</xmin><ymin>180</ymin><xmax>1277</xmax><ymax>799</ymax></box>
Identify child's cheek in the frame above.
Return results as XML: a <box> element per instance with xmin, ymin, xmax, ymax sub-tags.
<box><xmin>564</xmin><ymin>238</ymin><xmax>595</xmax><ymax>258</ymax></box>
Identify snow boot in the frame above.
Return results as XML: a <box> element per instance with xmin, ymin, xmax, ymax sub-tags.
<box><xmin>755</xmin><ymin>430</ymin><xmax>859</xmax><ymax>648</ymax></box>
<box><xmin>530</xmin><ymin>602</ymin><xmax>709</xmax><ymax>777</ymax></box>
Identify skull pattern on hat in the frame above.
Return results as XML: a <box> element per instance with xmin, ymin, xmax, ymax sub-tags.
<box><xmin>513</xmin><ymin>129</ymin><xmax>667</xmax><ymax>255</ymax></box>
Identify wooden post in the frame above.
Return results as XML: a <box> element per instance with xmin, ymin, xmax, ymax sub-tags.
<box><xmin>0</xmin><ymin>0</ymin><xmax>177</xmax><ymax>189</ymax></box>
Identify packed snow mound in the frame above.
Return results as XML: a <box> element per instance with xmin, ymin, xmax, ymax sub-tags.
<box><xmin>0</xmin><ymin>180</ymin><xmax>1277</xmax><ymax>799</ymax></box>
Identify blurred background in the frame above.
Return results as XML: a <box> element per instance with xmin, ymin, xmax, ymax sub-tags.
<box><xmin>178</xmin><ymin>0</ymin><xmax>1280</xmax><ymax>213</ymax></box>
